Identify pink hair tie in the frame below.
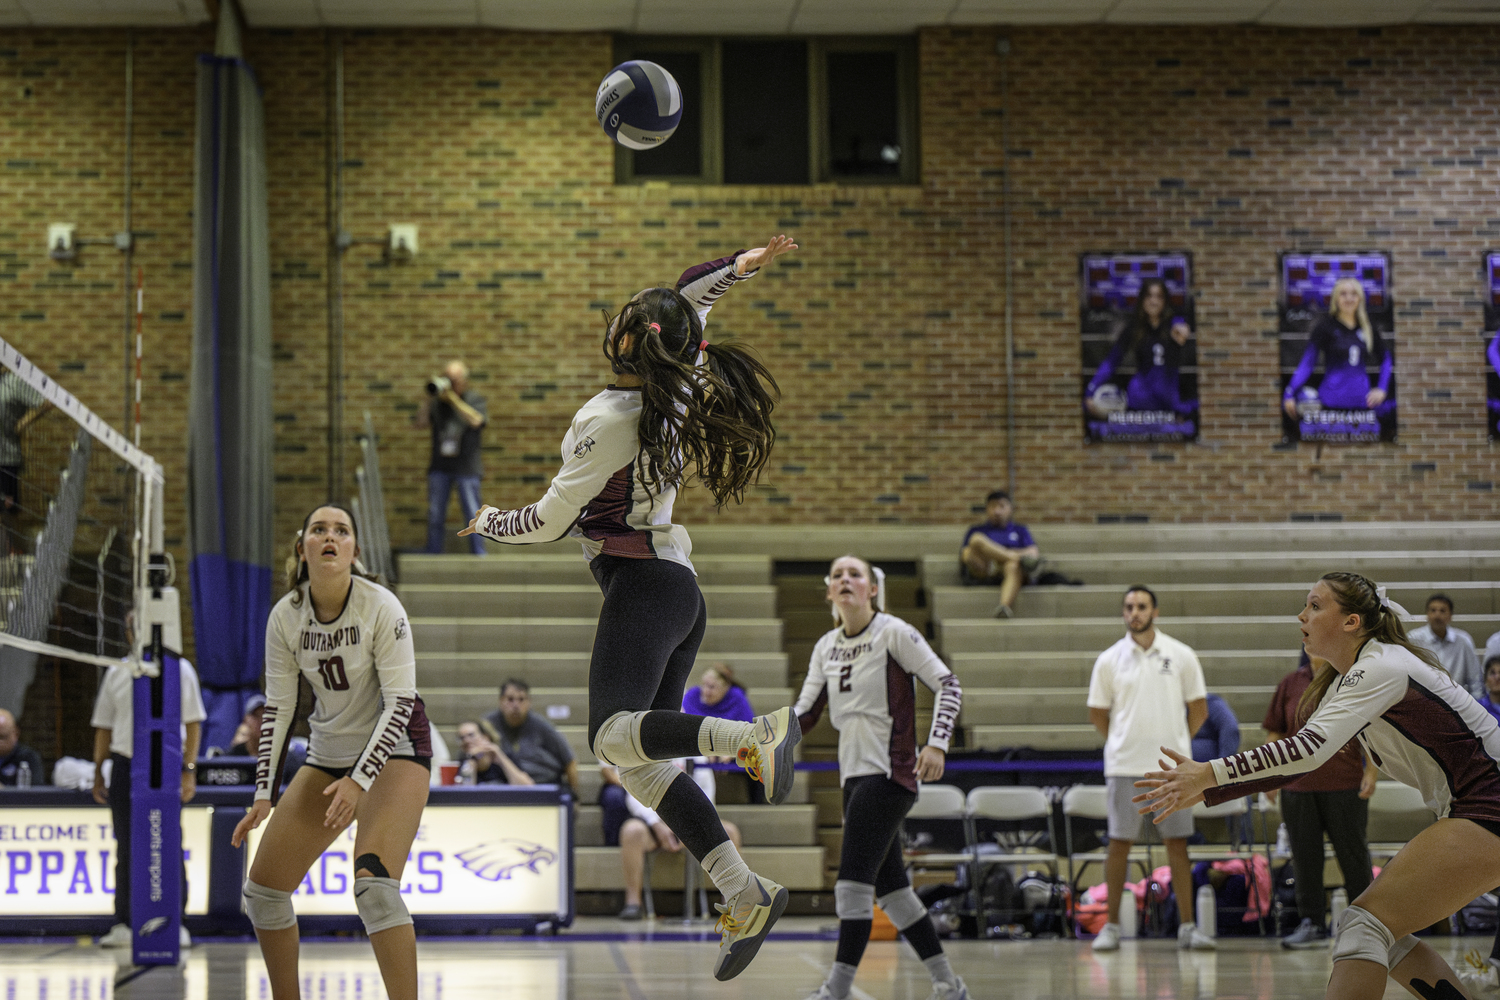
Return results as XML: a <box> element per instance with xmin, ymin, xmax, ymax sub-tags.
<box><xmin>648</xmin><ymin>322</ymin><xmax>660</xmax><ymax>333</ymax></box>
<box><xmin>699</xmin><ymin>340</ymin><xmax>708</xmax><ymax>351</ymax></box>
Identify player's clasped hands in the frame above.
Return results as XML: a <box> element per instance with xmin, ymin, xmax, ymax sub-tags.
<box><xmin>1132</xmin><ymin>746</ymin><xmax>1213</xmax><ymax>821</ymax></box>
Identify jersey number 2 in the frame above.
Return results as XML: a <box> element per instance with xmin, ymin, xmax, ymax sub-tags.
<box><xmin>317</xmin><ymin>656</ymin><xmax>349</xmax><ymax>691</ymax></box>
<box><xmin>838</xmin><ymin>664</ymin><xmax>853</xmax><ymax>692</ymax></box>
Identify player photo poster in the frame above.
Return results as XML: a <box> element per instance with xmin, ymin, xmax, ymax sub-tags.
<box><xmin>1483</xmin><ymin>252</ymin><xmax>1500</xmax><ymax>441</ymax></box>
<box><xmin>1079</xmin><ymin>252</ymin><xmax>1197</xmax><ymax>443</ymax></box>
<box><xmin>1278</xmin><ymin>252</ymin><xmax>1396</xmax><ymax>444</ymax></box>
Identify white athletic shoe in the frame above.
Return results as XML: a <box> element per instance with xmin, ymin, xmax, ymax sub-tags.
<box><xmin>802</xmin><ymin>986</ymin><xmax>839</xmax><ymax>1000</ymax></box>
<box><xmin>926</xmin><ymin>978</ymin><xmax>969</xmax><ymax>1000</ymax></box>
<box><xmin>179</xmin><ymin>925</ymin><xmax>192</xmax><ymax>948</ymax></box>
<box><xmin>738</xmin><ymin>707</ymin><xmax>801</xmax><ymax>805</ymax></box>
<box><xmin>712</xmin><ymin>872</ymin><xmax>788</xmax><ymax>981</ymax></box>
<box><xmin>1460</xmin><ymin>954</ymin><xmax>1500</xmax><ymax>994</ymax></box>
<box><xmin>99</xmin><ymin>923</ymin><xmax>131</xmax><ymax>948</ymax></box>
<box><xmin>1178</xmin><ymin>922</ymin><xmax>1217</xmax><ymax>951</ymax></box>
<box><xmin>1091</xmin><ymin>922</ymin><xmax>1121</xmax><ymax>952</ymax></box>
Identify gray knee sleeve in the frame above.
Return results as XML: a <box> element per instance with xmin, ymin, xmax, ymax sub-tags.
<box><xmin>877</xmin><ymin>886</ymin><xmax>929</xmax><ymax>931</ymax></box>
<box><xmin>1389</xmin><ymin>933</ymin><xmax>1420</xmax><ymax>968</ymax></box>
<box><xmin>835</xmin><ymin>879</ymin><xmax>875</xmax><ymax>921</ymax></box>
<box><xmin>619</xmin><ymin>761</ymin><xmax>682</xmax><ymax>811</ymax></box>
<box><xmin>354</xmin><ymin>876</ymin><xmax>411</xmax><ymax>935</ymax></box>
<box><xmin>242</xmin><ymin>879</ymin><xmax>297</xmax><ymax>931</ymax></box>
<box><xmin>1331</xmin><ymin>905</ymin><xmax>1395</xmax><ymax>967</ymax></box>
<box><xmin>592</xmin><ymin>710</ymin><xmax>653</xmax><ymax>768</ymax></box>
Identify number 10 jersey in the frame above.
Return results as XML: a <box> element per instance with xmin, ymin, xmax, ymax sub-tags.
<box><xmin>257</xmin><ymin>576</ymin><xmax>429</xmax><ymax>802</ymax></box>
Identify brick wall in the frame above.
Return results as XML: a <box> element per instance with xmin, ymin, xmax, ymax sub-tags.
<box><xmin>3</xmin><ymin>23</ymin><xmax>1499</xmax><ymax>576</ymax></box>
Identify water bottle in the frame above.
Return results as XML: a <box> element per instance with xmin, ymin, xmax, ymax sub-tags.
<box><xmin>458</xmin><ymin>759</ymin><xmax>476</xmax><ymax>785</ymax></box>
<box><xmin>16</xmin><ymin>761</ymin><xmax>30</xmax><ymax>788</ymax></box>
<box><xmin>1195</xmin><ymin>884</ymin><xmax>1217</xmax><ymax>938</ymax></box>
<box><xmin>1330</xmin><ymin>887</ymin><xmax>1348</xmax><ymax>930</ymax></box>
<box><xmin>1119</xmin><ymin>889</ymin><xmax>1138</xmax><ymax>939</ymax></box>
<box><xmin>1274</xmin><ymin>822</ymin><xmax>1290</xmax><ymax>857</ymax></box>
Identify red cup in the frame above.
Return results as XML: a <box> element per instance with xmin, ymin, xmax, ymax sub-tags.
<box><xmin>439</xmin><ymin>763</ymin><xmax>459</xmax><ymax>785</ymax></box>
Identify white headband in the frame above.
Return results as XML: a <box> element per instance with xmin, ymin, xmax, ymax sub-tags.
<box><xmin>828</xmin><ymin>564</ymin><xmax>886</xmax><ymax>622</ymax></box>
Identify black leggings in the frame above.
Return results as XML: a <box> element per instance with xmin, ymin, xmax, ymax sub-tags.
<box><xmin>835</xmin><ymin>774</ymin><xmax>944</xmax><ymax>967</ymax></box>
<box><xmin>587</xmin><ymin>554</ymin><xmax>728</xmax><ymax>860</ymax></box>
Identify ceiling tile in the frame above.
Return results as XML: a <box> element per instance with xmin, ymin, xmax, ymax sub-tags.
<box><xmin>478</xmin><ymin>0</ymin><xmax>632</xmax><ymax>30</ymax></box>
<box><xmin>1257</xmin><ymin>0</ymin><xmax>1427</xmax><ymax>25</ymax></box>
<box><xmin>1415</xmin><ymin>0</ymin><xmax>1500</xmax><ymax>21</ymax></box>
<box><xmin>19</xmin><ymin>0</ymin><xmax>210</xmax><ymax>24</ymax></box>
<box><xmin>635</xmin><ymin>0</ymin><xmax>797</xmax><ymax>33</ymax></box>
<box><xmin>239</xmin><ymin>0</ymin><xmax>321</xmax><ymax>27</ymax></box>
<box><xmin>1108</xmin><ymin>0</ymin><xmax>1269</xmax><ymax>22</ymax></box>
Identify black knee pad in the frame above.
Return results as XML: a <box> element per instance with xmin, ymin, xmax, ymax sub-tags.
<box><xmin>355</xmin><ymin>853</ymin><xmax>390</xmax><ymax>879</ymax></box>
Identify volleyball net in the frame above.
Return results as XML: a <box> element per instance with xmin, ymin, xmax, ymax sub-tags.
<box><xmin>0</xmin><ymin>338</ymin><xmax>172</xmax><ymax>714</ymax></box>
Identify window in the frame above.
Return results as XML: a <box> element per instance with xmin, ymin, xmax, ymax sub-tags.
<box><xmin>614</xmin><ymin>36</ymin><xmax>917</xmax><ymax>186</ymax></box>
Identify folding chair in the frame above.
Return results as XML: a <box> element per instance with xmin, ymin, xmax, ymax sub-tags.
<box><xmin>903</xmin><ymin>784</ymin><xmax>970</xmax><ymax>867</ymax></box>
<box><xmin>1061</xmin><ymin>784</ymin><xmax>1154</xmax><ymax>893</ymax></box>
<box><xmin>1366</xmin><ymin>781</ymin><xmax>1435</xmax><ymax>865</ymax></box>
<box><xmin>1190</xmin><ymin>796</ymin><xmax>1268</xmax><ymax>934</ymax></box>
<box><xmin>967</xmin><ymin>786</ymin><xmax>1064</xmax><ymax>932</ymax></box>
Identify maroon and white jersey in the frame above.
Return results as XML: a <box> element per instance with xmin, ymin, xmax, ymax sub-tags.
<box><xmin>256</xmin><ymin>577</ymin><xmax>430</xmax><ymax>802</ymax></box>
<box><xmin>794</xmin><ymin>613</ymin><xmax>963</xmax><ymax>793</ymax></box>
<box><xmin>1205</xmin><ymin>638</ymin><xmax>1500</xmax><ymax>825</ymax></box>
<box><xmin>471</xmin><ymin>254</ymin><xmax>758</xmax><ymax>570</ymax></box>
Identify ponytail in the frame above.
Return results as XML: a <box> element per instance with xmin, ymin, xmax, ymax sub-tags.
<box><xmin>1297</xmin><ymin>571</ymin><xmax>1442</xmax><ymax>721</ymax></box>
<box><xmin>602</xmin><ymin>288</ymin><xmax>778</xmax><ymax>507</ymax></box>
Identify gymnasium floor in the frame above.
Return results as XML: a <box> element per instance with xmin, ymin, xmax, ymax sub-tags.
<box><xmin>1</xmin><ymin>918</ymin><xmax>1482</xmax><ymax>1000</ymax></box>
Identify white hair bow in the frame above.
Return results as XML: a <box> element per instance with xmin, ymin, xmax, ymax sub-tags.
<box><xmin>1375</xmin><ymin>585</ymin><xmax>1417</xmax><ymax>622</ymax></box>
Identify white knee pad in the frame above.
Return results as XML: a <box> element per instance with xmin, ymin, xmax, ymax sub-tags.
<box><xmin>1389</xmin><ymin>933</ymin><xmax>1420</xmax><ymax>969</ymax></box>
<box><xmin>619</xmin><ymin>761</ymin><xmax>682</xmax><ymax>811</ymax></box>
<box><xmin>1331</xmin><ymin>905</ymin><xmax>1395</xmax><ymax>967</ymax></box>
<box><xmin>592</xmin><ymin>711</ymin><xmax>653</xmax><ymax>768</ymax></box>
<box><xmin>877</xmin><ymin>887</ymin><xmax>929</xmax><ymax>931</ymax></box>
<box><xmin>354</xmin><ymin>876</ymin><xmax>411</xmax><ymax>935</ymax></box>
<box><xmin>835</xmin><ymin>880</ymin><xmax>875</xmax><ymax>921</ymax></box>
<box><xmin>242</xmin><ymin>879</ymin><xmax>297</xmax><ymax>930</ymax></box>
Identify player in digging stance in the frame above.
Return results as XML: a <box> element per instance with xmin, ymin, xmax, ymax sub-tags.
<box><xmin>1136</xmin><ymin>572</ymin><xmax>1500</xmax><ymax>1000</ymax></box>
<box><xmin>462</xmin><ymin>236</ymin><xmax>799</xmax><ymax>981</ymax></box>
<box><xmin>232</xmin><ymin>504</ymin><xmax>432</xmax><ymax>1000</ymax></box>
<box><xmin>795</xmin><ymin>556</ymin><xmax>967</xmax><ymax>1000</ymax></box>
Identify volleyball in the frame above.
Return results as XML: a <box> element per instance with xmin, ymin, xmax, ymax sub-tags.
<box><xmin>595</xmin><ymin>60</ymin><xmax>682</xmax><ymax>150</ymax></box>
<box><xmin>1089</xmin><ymin>383</ymin><xmax>1127</xmax><ymax>414</ymax></box>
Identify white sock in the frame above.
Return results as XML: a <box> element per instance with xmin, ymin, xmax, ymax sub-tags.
<box><xmin>923</xmin><ymin>953</ymin><xmax>958</xmax><ymax>986</ymax></box>
<box><xmin>701</xmin><ymin>840</ymin><xmax>752</xmax><ymax>900</ymax></box>
<box><xmin>824</xmin><ymin>961</ymin><xmax>857</xmax><ymax>998</ymax></box>
<box><xmin>698</xmin><ymin>717</ymin><xmax>754</xmax><ymax>758</ymax></box>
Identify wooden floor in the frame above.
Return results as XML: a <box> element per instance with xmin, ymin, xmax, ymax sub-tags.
<box><xmin>2</xmin><ymin>919</ymin><xmax>1490</xmax><ymax>999</ymax></box>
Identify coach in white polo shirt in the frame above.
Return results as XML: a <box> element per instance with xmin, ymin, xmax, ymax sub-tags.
<box><xmin>1086</xmin><ymin>584</ymin><xmax>1215</xmax><ymax>953</ymax></box>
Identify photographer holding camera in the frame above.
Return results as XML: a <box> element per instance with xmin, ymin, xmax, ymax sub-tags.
<box><xmin>414</xmin><ymin>360</ymin><xmax>488</xmax><ymax>555</ymax></box>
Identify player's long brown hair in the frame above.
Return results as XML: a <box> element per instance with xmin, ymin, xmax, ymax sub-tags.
<box><xmin>1298</xmin><ymin>571</ymin><xmax>1442</xmax><ymax>720</ymax></box>
<box><xmin>1123</xmin><ymin>278</ymin><xmax>1174</xmax><ymax>353</ymax></box>
<box><xmin>602</xmin><ymin>287</ymin><xmax>778</xmax><ymax>507</ymax></box>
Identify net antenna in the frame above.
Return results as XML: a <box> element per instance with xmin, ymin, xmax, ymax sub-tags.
<box><xmin>0</xmin><ymin>337</ymin><xmax>173</xmax><ymax>696</ymax></box>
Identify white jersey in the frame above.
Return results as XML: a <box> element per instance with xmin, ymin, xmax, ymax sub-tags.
<box><xmin>91</xmin><ymin>657</ymin><xmax>207</xmax><ymax>759</ymax></box>
<box><xmin>1206</xmin><ymin>639</ymin><xmax>1500</xmax><ymax>825</ymax></box>
<box><xmin>1087</xmin><ymin>629</ymin><xmax>1207</xmax><ymax>777</ymax></box>
<box><xmin>794</xmin><ymin>613</ymin><xmax>962</xmax><ymax>792</ymax></box>
<box><xmin>471</xmin><ymin>254</ymin><xmax>758</xmax><ymax>570</ymax></box>
<box><xmin>257</xmin><ymin>577</ymin><xmax>429</xmax><ymax>802</ymax></box>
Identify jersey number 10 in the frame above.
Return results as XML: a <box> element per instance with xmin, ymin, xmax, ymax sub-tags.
<box><xmin>317</xmin><ymin>656</ymin><xmax>349</xmax><ymax>691</ymax></box>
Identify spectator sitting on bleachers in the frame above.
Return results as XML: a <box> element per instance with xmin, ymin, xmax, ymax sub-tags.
<box><xmin>482</xmin><ymin>678</ymin><xmax>579</xmax><ymax>799</ymax></box>
<box><xmin>1190</xmin><ymin>693</ymin><xmax>1240</xmax><ymax>763</ymax></box>
<box><xmin>0</xmin><ymin>708</ymin><xmax>43</xmax><ymax>786</ymax></box>
<box><xmin>959</xmin><ymin>490</ymin><xmax>1039</xmax><ymax>619</ymax></box>
<box><xmin>1479</xmin><ymin>655</ymin><xmax>1500</xmax><ymax>726</ymax></box>
<box><xmin>683</xmin><ymin>663</ymin><xmax>763</xmax><ymax>804</ymax></box>
<box><xmin>1408</xmin><ymin>592</ymin><xmax>1481</xmax><ymax>699</ymax></box>
<box><xmin>456</xmin><ymin>720</ymin><xmax>533</xmax><ymax>785</ymax></box>
<box><xmin>607</xmin><ymin>760</ymin><xmax>740</xmax><ymax>920</ymax></box>
<box><xmin>221</xmin><ymin>693</ymin><xmax>266</xmax><ymax>756</ymax></box>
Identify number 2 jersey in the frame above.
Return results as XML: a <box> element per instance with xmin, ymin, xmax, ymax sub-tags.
<box><xmin>1204</xmin><ymin>638</ymin><xmax>1500</xmax><ymax>825</ymax></box>
<box><xmin>256</xmin><ymin>577</ymin><xmax>431</xmax><ymax>802</ymax></box>
<box><xmin>794</xmin><ymin>613</ymin><xmax>963</xmax><ymax>793</ymax></box>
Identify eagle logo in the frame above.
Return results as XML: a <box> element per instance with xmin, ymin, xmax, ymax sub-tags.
<box><xmin>138</xmin><ymin>916</ymin><xmax>170</xmax><ymax>938</ymax></box>
<box><xmin>454</xmin><ymin>840</ymin><xmax>559</xmax><ymax>881</ymax></box>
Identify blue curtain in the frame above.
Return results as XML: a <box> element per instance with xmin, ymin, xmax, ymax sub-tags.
<box><xmin>187</xmin><ymin>35</ymin><xmax>274</xmax><ymax>753</ymax></box>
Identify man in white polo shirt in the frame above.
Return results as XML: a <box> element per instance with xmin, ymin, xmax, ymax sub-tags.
<box><xmin>1086</xmin><ymin>584</ymin><xmax>1214</xmax><ymax>952</ymax></box>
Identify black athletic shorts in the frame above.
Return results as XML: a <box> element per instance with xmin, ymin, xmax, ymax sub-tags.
<box><xmin>302</xmin><ymin>755</ymin><xmax>432</xmax><ymax>779</ymax></box>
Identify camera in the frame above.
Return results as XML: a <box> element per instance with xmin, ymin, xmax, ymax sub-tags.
<box><xmin>426</xmin><ymin>375</ymin><xmax>452</xmax><ymax>396</ymax></box>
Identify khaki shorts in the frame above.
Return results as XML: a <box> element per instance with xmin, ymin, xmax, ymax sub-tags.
<box><xmin>1107</xmin><ymin>775</ymin><xmax>1194</xmax><ymax>841</ymax></box>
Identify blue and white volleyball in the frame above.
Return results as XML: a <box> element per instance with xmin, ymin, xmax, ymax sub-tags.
<box><xmin>596</xmin><ymin>60</ymin><xmax>682</xmax><ymax>150</ymax></box>
<box><xmin>1089</xmin><ymin>383</ymin><xmax>1127</xmax><ymax>413</ymax></box>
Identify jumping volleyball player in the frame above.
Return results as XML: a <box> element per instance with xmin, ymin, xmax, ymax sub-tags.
<box><xmin>794</xmin><ymin>556</ymin><xmax>967</xmax><ymax>1000</ymax></box>
<box><xmin>461</xmin><ymin>236</ymin><xmax>799</xmax><ymax>981</ymax></box>
<box><xmin>1136</xmin><ymin>572</ymin><xmax>1500</xmax><ymax>1000</ymax></box>
<box><xmin>232</xmin><ymin>505</ymin><xmax>431</xmax><ymax>1000</ymax></box>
